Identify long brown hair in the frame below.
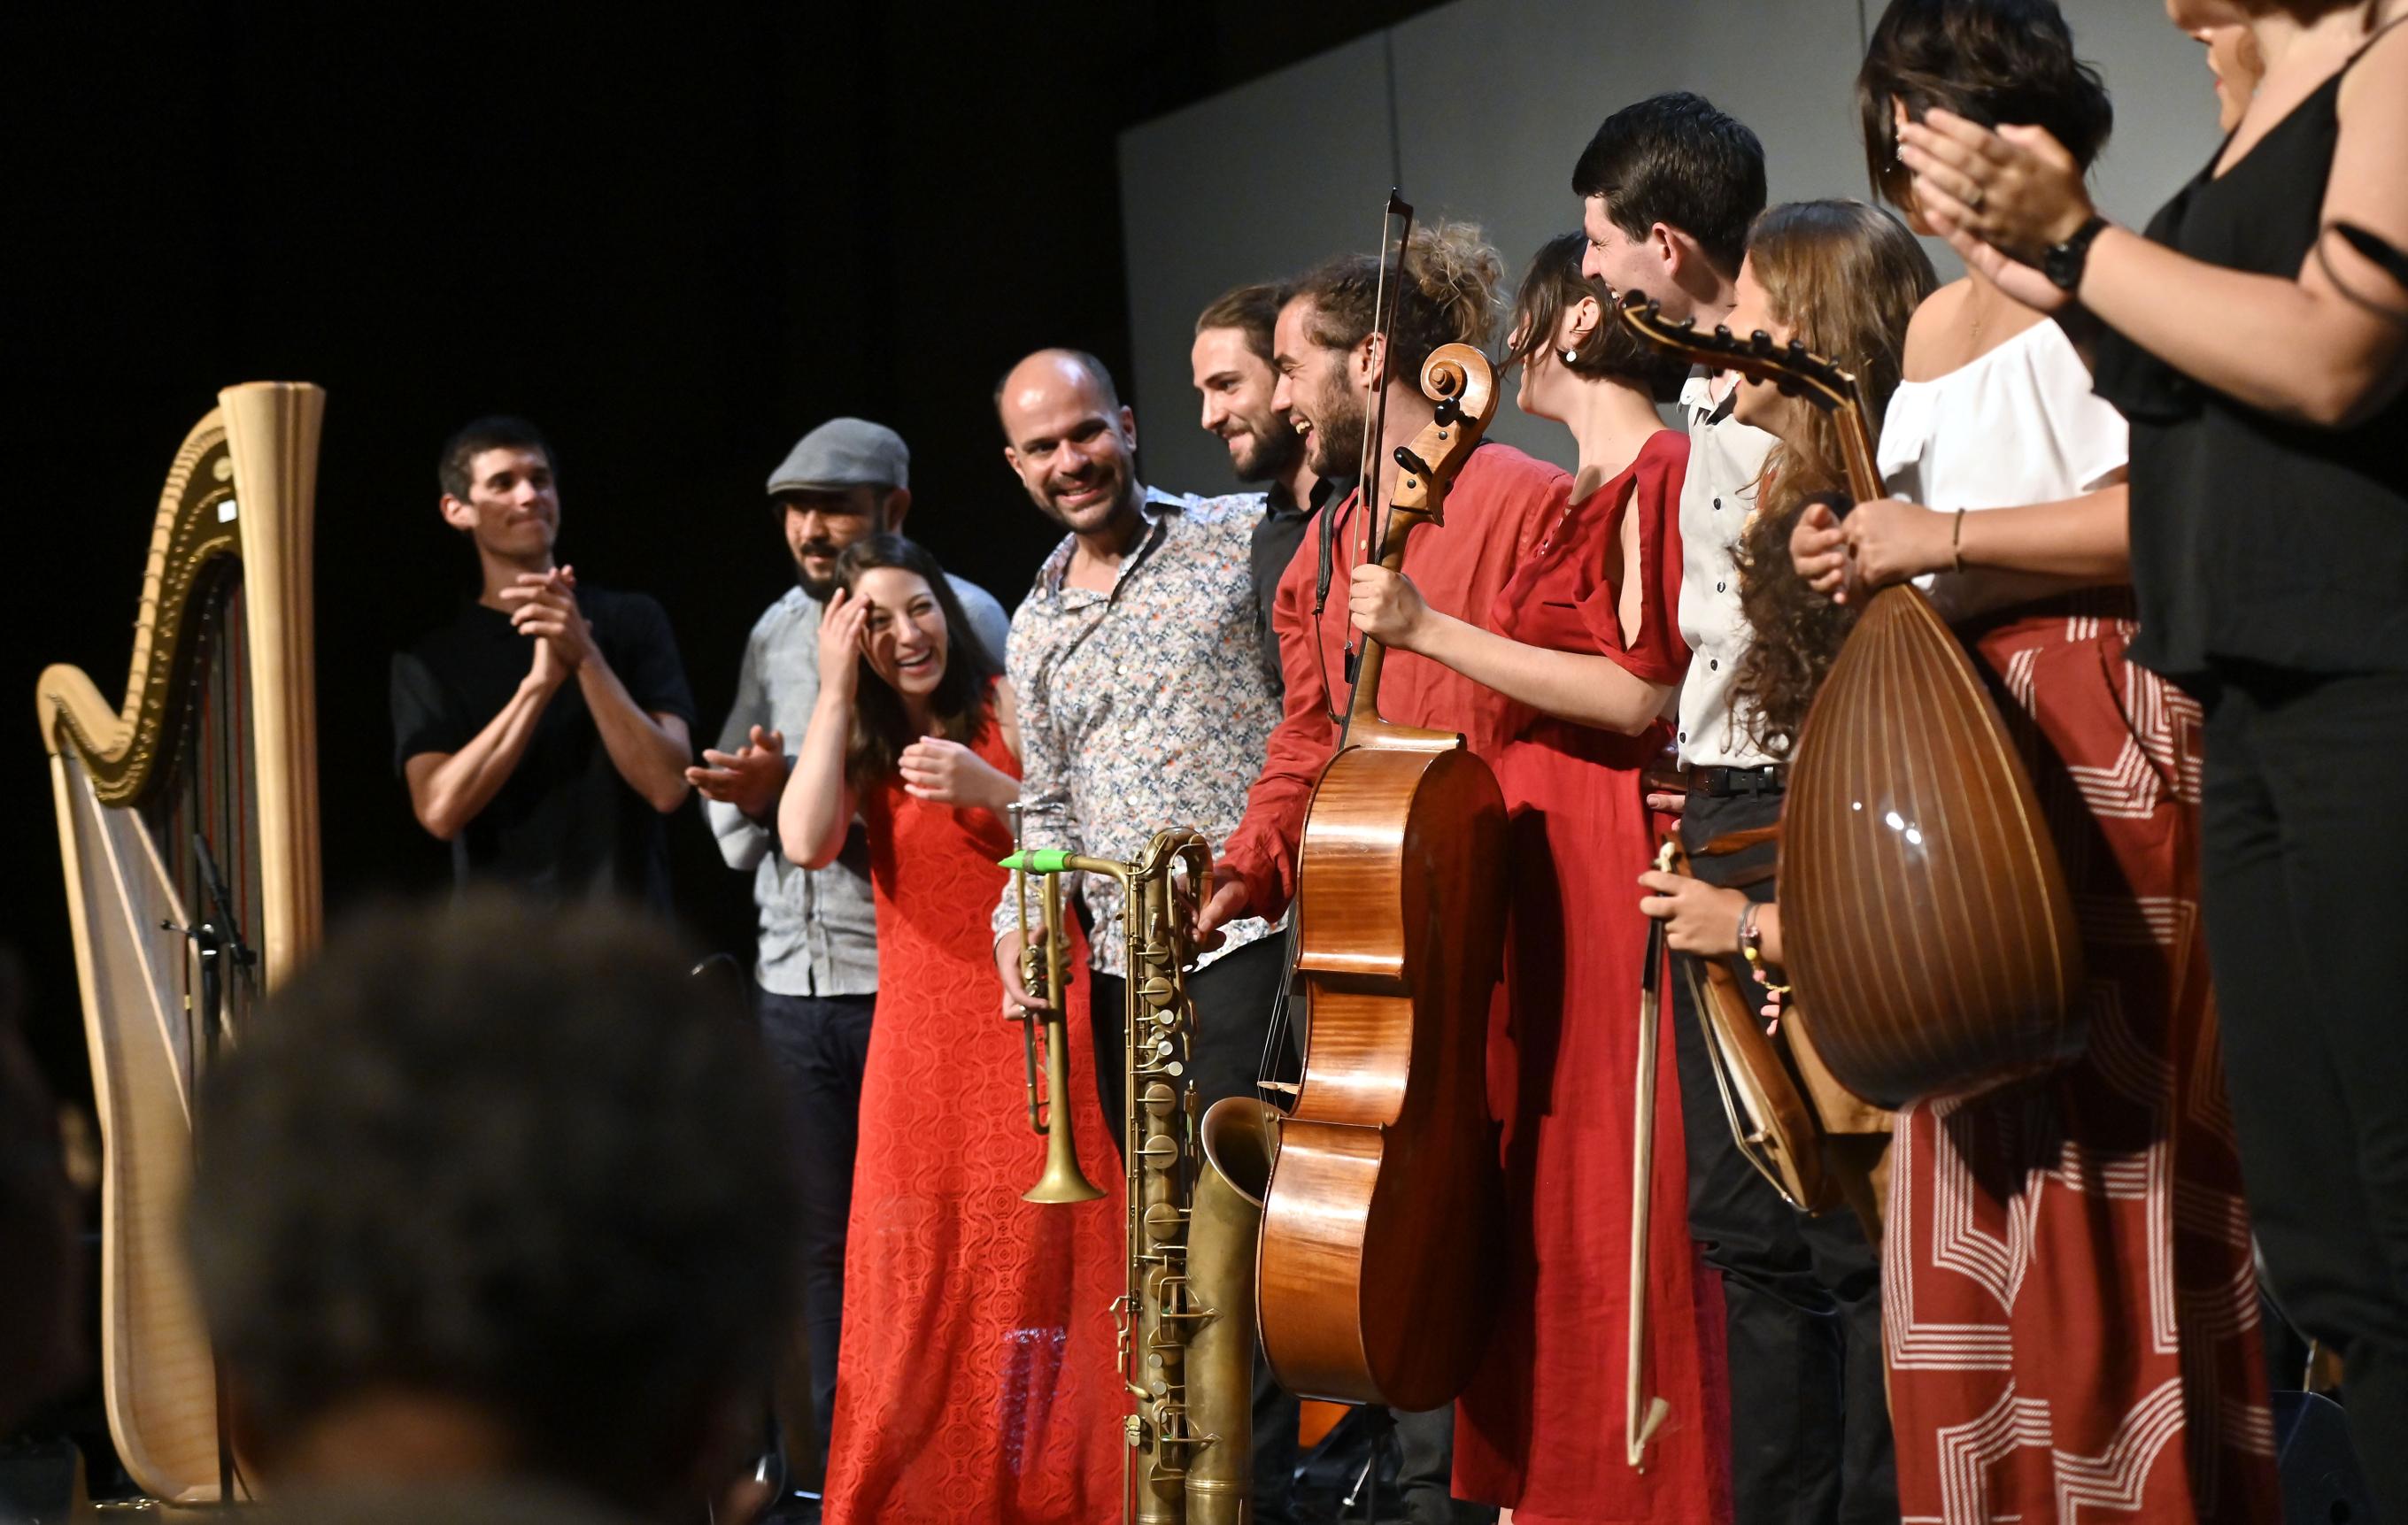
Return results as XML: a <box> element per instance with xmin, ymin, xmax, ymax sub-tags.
<box><xmin>832</xmin><ymin>534</ymin><xmax>1001</xmax><ymax>789</ymax></box>
<box><xmin>1729</xmin><ymin>200</ymin><xmax>1937</xmax><ymax>756</ymax></box>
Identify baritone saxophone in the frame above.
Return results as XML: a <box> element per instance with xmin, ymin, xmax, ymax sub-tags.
<box><xmin>998</xmin><ymin>828</ymin><xmax>1272</xmax><ymax>1525</ymax></box>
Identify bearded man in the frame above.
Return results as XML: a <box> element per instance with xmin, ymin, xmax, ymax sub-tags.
<box><xmin>1191</xmin><ymin>281</ymin><xmax>1320</xmax><ymax>644</ymax></box>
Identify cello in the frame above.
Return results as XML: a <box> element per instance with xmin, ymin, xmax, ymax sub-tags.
<box><xmin>1254</xmin><ymin>196</ymin><xmax>1510</xmax><ymax>1411</ymax></box>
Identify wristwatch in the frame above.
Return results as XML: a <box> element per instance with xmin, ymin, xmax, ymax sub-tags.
<box><xmin>2043</xmin><ymin>214</ymin><xmax>2111</xmax><ymax>293</ymax></box>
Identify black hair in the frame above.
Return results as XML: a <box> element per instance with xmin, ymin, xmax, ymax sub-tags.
<box><xmin>185</xmin><ymin>895</ymin><xmax>795</xmax><ymax>1506</ymax></box>
<box><xmin>1571</xmin><ymin>92</ymin><xmax>1767</xmax><ymax>277</ymax></box>
<box><xmin>438</xmin><ymin>415</ymin><xmax>554</xmax><ymax>501</ymax></box>
<box><xmin>1506</xmin><ymin>232</ymin><xmax>1688</xmax><ymax>403</ymax></box>
<box><xmin>1858</xmin><ymin>0</ymin><xmax>2113</xmax><ymax>207</ymax></box>
<box><xmin>833</xmin><ymin>534</ymin><xmax>1002</xmax><ymax>788</ymax></box>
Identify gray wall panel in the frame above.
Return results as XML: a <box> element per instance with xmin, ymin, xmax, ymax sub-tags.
<box><xmin>1115</xmin><ymin>35</ymin><xmax>1392</xmax><ymax>497</ymax></box>
<box><xmin>1120</xmin><ymin>1</ymin><xmax>2231</xmax><ymax>496</ymax></box>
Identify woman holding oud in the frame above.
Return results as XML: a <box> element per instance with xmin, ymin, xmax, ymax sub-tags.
<box><xmin>776</xmin><ymin>534</ymin><xmax>1123</xmax><ymax>1524</ymax></box>
<box><xmin>1347</xmin><ymin>235</ymin><xmax>1726</xmax><ymax>1523</ymax></box>
<box><xmin>1784</xmin><ymin>2</ymin><xmax>2284</xmax><ymax>1517</ymax></box>
<box><xmin>1885</xmin><ymin>0</ymin><xmax>2408</xmax><ymax>1507</ymax></box>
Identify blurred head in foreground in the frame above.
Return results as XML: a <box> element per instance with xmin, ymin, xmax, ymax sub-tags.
<box><xmin>187</xmin><ymin>895</ymin><xmax>795</xmax><ymax>1521</ymax></box>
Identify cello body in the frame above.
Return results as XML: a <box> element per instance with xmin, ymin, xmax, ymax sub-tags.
<box><xmin>1257</xmin><ymin>733</ymin><xmax>1507</xmax><ymax>1407</ymax></box>
<box><xmin>1255</xmin><ymin>343</ymin><xmax>1509</xmax><ymax>1410</ymax></box>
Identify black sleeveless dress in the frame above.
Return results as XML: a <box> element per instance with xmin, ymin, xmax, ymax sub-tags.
<box><xmin>2095</xmin><ymin>58</ymin><xmax>2408</xmax><ymax>689</ymax></box>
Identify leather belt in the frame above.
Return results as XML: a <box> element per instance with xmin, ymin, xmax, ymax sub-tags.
<box><xmin>1682</xmin><ymin>763</ymin><xmax>1787</xmax><ymax>798</ymax></box>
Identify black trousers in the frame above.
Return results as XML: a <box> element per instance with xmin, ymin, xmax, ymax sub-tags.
<box><xmin>2199</xmin><ymin>665</ymin><xmax>2408</xmax><ymax>1518</ymax></box>
<box><xmin>1669</xmin><ymin>793</ymin><xmax>1897</xmax><ymax>1525</ymax></box>
<box><xmin>752</xmin><ymin>986</ymin><xmax>877</xmax><ymax>1482</ymax></box>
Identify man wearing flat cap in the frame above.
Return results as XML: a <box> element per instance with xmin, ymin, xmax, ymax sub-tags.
<box><xmin>686</xmin><ymin>417</ymin><xmax>1009</xmax><ymax>1486</ymax></box>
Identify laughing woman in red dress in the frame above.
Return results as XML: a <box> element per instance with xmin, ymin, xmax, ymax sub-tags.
<box><xmin>1349</xmin><ymin>235</ymin><xmax>1727</xmax><ymax>1524</ymax></box>
<box><xmin>778</xmin><ymin>534</ymin><xmax>1123</xmax><ymax>1525</ymax></box>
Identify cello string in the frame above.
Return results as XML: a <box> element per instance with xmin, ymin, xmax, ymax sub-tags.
<box><xmin>1261</xmin><ymin>192</ymin><xmax>1414</xmax><ymax>1098</ymax></box>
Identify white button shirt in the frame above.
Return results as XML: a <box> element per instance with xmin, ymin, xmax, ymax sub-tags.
<box><xmin>1675</xmin><ymin>371</ymin><xmax>1779</xmax><ymax>769</ymax></box>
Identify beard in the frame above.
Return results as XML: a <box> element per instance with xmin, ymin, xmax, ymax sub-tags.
<box><xmin>1224</xmin><ymin>414</ymin><xmax>1304</xmax><ymax>485</ymax></box>
<box><xmin>792</xmin><ymin>539</ymin><xmax>841</xmax><ymax>599</ymax></box>
<box><xmin>1300</xmin><ymin>382</ymin><xmax>1367</xmax><ymax>481</ymax></box>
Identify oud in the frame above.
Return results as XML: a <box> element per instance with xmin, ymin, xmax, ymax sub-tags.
<box><xmin>1618</xmin><ymin>295</ymin><xmax>2084</xmax><ymax>1112</ymax></box>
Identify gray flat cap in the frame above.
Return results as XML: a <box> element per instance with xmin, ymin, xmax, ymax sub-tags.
<box><xmin>767</xmin><ymin>418</ymin><xmax>909</xmax><ymax>497</ymax></box>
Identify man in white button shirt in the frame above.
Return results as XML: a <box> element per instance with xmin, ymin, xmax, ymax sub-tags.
<box><xmin>1578</xmin><ymin>93</ymin><xmax>1896</xmax><ymax>1525</ymax></box>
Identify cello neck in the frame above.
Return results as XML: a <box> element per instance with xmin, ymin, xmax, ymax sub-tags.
<box><xmin>1340</xmin><ymin>497</ymin><xmax>1458</xmax><ymax>751</ymax></box>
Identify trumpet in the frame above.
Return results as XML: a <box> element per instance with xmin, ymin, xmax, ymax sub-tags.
<box><xmin>998</xmin><ymin>828</ymin><xmax>1265</xmax><ymax>1525</ymax></box>
<box><xmin>1007</xmin><ymin>803</ymin><xmax>1106</xmax><ymax>1205</ymax></box>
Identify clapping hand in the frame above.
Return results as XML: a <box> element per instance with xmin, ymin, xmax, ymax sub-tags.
<box><xmin>687</xmin><ymin>725</ymin><xmax>789</xmax><ymax>818</ymax></box>
<box><xmin>1899</xmin><ymin>108</ymin><xmax>2094</xmax><ymax>314</ymax></box>
<box><xmin>499</xmin><ymin>565</ymin><xmax>598</xmax><ymax>683</ymax></box>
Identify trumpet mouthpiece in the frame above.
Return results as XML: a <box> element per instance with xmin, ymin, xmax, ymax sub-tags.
<box><xmin>998</xmin><ymin>849</ymin><xmax>1075</xmax><ymax>873</ymax></box>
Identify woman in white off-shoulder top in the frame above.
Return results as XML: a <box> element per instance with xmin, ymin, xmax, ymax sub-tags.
<box><xmin>1777</xmin><ymin>6</ymin><xmax>2281</xmax><ymax>1517</ymax></box>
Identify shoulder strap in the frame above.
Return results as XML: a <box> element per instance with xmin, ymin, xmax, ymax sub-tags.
<box><xmin>2342</xmin><ymin>10</ymin><xmax>2408</xmax><ymax>73</ymax></box>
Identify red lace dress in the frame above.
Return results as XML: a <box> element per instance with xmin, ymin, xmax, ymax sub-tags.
<box><xmin>822</xmin><ymin>716</ymin><xmax>1127</xmax><ymax>1524</ymax></box>
<box><xmin>1452</xmin><ymin>430</ymin><xmax>1731</xmax><ymax>1522</ymax></box>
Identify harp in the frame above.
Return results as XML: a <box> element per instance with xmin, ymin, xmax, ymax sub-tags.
<box><xmin>1618</xmin><ymin>294</ymin><xmax>2082</xmax><ymax>1110</ymax></box>
<box><xmin>35</xmin><ymin>381</ymin><xmax>325</xmax><ymax>1504</ymax></box>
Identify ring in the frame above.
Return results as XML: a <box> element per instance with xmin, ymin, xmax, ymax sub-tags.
<box><xmin>1965</xmin><ymin>184</ymin><xmax>1985</xmax><ymax>211</ymax></box>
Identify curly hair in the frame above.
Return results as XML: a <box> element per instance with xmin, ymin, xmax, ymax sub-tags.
<box><xmin>1294</xmin><ymin>220</ymin><xmax>1505</xmax><ymax>381</ymax></box>
<box><xmin>1728</xmin><ymin>200</ymin><xmax>1937</xmax><ymax>756</ymax></box>
<box><xmin>186</xmin><ymin>895</ymin><xmax>796</xmax><ymax>1505</ymax></box>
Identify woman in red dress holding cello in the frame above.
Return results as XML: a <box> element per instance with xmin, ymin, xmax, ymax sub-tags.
<box><xmin>1349</xmin><ymin>235</ymin><xmax>1727</xmax><ymax>1524</ymax></box>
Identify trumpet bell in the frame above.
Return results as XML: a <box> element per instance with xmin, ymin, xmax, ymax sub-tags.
<box><xmin>1024</xmin><ymin>1148</ymin><xmax>1106</xmax><ymax>1205</ymax></box>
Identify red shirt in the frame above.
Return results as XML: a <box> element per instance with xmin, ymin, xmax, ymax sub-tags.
<box><xmin>1216</xmin><ymin>441</ymin><xmax>1571</xmax><ymax>920</ymax></box>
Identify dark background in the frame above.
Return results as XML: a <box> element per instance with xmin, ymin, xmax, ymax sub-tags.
<box><xmin>5</xmin><ymin>2</ymin><xmax>1448</xmax><ymax>1098</ymax></box>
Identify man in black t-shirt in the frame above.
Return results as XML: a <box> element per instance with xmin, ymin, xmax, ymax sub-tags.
<box><xmin>391</xmin><ymin>416</ymin><xmax>695</xmax><ymax>913</ymax></box>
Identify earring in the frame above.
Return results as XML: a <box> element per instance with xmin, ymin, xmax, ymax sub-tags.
<box><xmin>1560</xmin><ymin>346</ymin><xmax>1580</xmax><ymax>365</ymax></box>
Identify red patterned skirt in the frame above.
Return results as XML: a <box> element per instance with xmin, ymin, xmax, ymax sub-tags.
<box><xmin>1882</xmin><ymin>603</ymin><xmax>2280</xmax><ymax>1523</ymax></box>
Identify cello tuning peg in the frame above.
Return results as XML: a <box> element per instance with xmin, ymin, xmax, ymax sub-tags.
<box><xmin>1432</xmin><ymin>397</ymin><xmax>1462</xmax><ymax>428</ymax></box>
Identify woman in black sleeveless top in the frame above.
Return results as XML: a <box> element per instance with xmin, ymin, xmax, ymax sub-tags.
<box><xmin>1887</xmin><ymin>2</ymin><xmax>2408</xmax><ymax>1510</ymax></box>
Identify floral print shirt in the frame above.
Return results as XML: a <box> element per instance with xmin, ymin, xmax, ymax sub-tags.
<box><xmin>991</xmin><ymin>489</ymin><xmax>1284</xmax><ymax>976</ymax></box>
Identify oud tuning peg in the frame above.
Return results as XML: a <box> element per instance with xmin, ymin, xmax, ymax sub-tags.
<box><xmin>1748</xmin><ymin>330</ymin><xmax>1772</xmax><ymax>352</ymax></box>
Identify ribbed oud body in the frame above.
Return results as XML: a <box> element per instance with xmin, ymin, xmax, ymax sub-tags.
<box><xmin>1780</xmin><ymin>585</ymin><xmax>2085</xmax><ymax>1109</ymax></box>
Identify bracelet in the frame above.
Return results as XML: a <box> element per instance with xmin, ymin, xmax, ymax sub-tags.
<box><xmin>1950</xmin><ymin>507</ymin><xmax>1967</xmax><ymax>575</ymax></box>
